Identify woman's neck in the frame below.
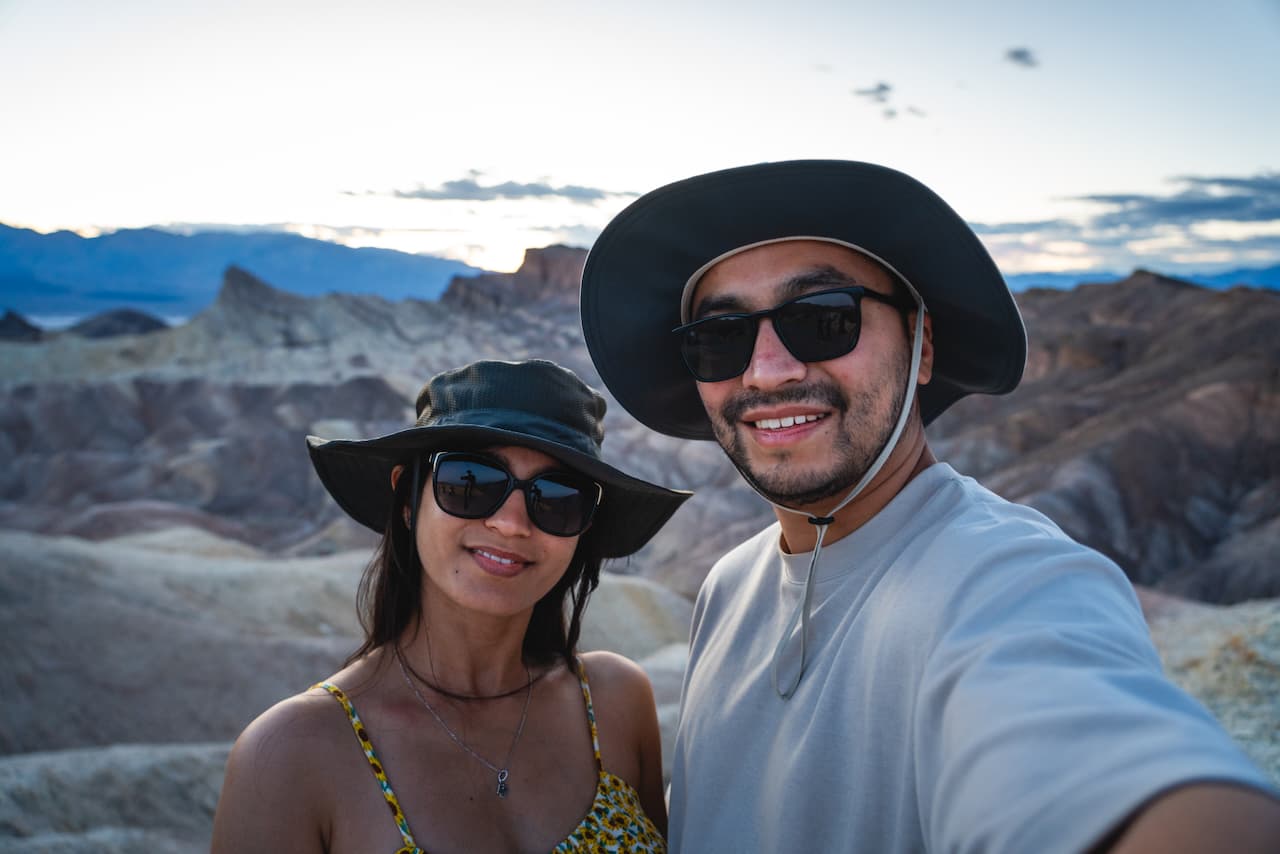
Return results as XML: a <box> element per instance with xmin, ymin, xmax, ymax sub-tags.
<box><xmin>396</xmin><ymin>604</ymin><xmax>533</xmax><ymax>698</ymax></box>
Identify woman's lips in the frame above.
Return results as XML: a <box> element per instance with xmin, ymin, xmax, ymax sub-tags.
<box><xmin>469</xmin><ymin>546</ymin><xmax>531</xmax><ymax>577</ymax></box>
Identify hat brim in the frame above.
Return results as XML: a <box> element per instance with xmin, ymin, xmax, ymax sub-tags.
<box><xmin>307</xmin><ymin>426</ymin><xmax>691</xmax><ymax>559</ymax></box>
<box><xmin>580</xmin><ymin>160</ymin><xmax>1027</xmax><ymax>439</ymax></box>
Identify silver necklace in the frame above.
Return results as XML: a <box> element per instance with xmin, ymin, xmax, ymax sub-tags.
<box><xmin>396</xmin><ymin>649</ymin><xmax>532</xmax><ymax>798</ymax></box>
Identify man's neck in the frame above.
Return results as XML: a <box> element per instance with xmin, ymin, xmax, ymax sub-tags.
<box><xmin>775</xmin><ymin>427</ymin><xmax>936</xmax><ymax>554</ymax></box>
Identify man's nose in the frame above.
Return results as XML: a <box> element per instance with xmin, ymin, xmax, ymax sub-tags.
<box><xmin>741</xmin><ymin>318</ymin><xmax>806</xmax><ymax>389</ymax></box>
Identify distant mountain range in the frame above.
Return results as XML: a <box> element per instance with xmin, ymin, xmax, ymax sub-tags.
<box><xmin>1005</xmin><ymin>266</ymin><xmax>1280</xmax><ymax>292</ymax></box>
<box><xmin>0</xmin><ymin>223</ymin><xmax>481</xmax><ymax>318</ymax></box>
<box><xmin>2</xmin><ymin>221</ymin><xmax>1278</xmax><ymax>322</ymax></box>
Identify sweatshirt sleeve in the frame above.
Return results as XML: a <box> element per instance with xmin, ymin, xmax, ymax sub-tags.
<box><xmin>912</xmin><ymin>523</ymin><xmax>1275</xmax><ymax>854</ymax></box>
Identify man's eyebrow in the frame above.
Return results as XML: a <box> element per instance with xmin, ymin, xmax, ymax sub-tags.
<box><xmin>693</xmin><ymin>265</ymin><xmax>863</xmax><ymax>319</ymax></box>
<box><xmin>693</xmin><ymin>293</ymin><xmax>751</xmax><ymax>319</ymax></box>
<box><xmin>777</xmin><ymin>265</ymin><xmax>862</xmax><ymax>299</ymax></box>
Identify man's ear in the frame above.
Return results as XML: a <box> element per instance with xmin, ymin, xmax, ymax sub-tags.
<box><xmin>911</xmin><ymin>310</ymin><xmax>934</xmax><ymax>386</ymax></box>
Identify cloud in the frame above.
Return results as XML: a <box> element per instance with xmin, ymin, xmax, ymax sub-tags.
<box><xmin>1005</xmin><ymin>47</ymin><xmax>1038</xmax><ymax>68</ymax></box>
<box><xmin>971</xmin><ymin>219</ymin><xmax>1078</xmax><ymax>237</ymax></box>
<box><xmin>160</xmin><ymin>222</ymin><xmax>467</xmax><ymax>238</ymax></box>
<box><xmin>1076</xmin><ymin>173</ymin><xmax>1280</xmax><ymax>228</ymax></box>
<box><xmin>1180</xmin><ymin>174</ymin><xmax>1280</xmax><ymax>195</ymax></box>
<box><xmin>1192</xmin><ymin>232</ymin><xmax>1280</xmax><ymax>254</ymax></box>
<box><xmin>852</xmin><ymin>82</ymin><xmax>915</xmax><ymax>121</ymax></box>
<box><xmin>160</xmin><ymin>221</ymin><xmax>302</xmax><ymax>235</ymax></box>
<box><xmin>531</xmin><ymin>223</ymin><xmax>603</xmax><ymax>247</ymax></box>
<box><xmin>852</xmin><ymin>82</ymin><xmax>892</xmax><ymax>104</ymax></box>
<box><xmin>374</xmin><ymin>171</ymin><xmax>635</xmax><ymax>205</ymax></box>
<box><xmin>976</xmin><ymin>171</ymin><xmax>1280</xmax><ymax>274</ymax></box>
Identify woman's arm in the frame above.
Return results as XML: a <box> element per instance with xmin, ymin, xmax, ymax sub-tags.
<box><xmin>580</xmin><ymin>650</ymin><xmax>669</xmax><ymax>836</ymax></box>
<box><xmin>632</xmin><ymin>673</ymin><xmax>669</xmax><ymax>837</ymax></box>
<box><xmin>210</xmin><ymin>694</ymin><xmax>332</xmax><ymax>854</ymax></box>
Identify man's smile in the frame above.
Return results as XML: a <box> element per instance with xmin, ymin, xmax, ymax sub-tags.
<box><xmin>749</xmin><ymin>412</ymin><xmax>828</xmax><ymax>431</ymax></box>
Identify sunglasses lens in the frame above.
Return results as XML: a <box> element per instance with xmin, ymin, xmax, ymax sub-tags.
<box><xmin>432</xmin><ymin>454</ymin><xmax>597</xmax><ymax>537</ymax></box>
<box><xmin>433</xmin><ymin>456</ymin><xmax>511</xmax><ymax>518</ymax></box>
<box><xmin>775</xmin><ymin>291</ymin><xmax>862</xmax><ymax>362</ymax></box>
<box><xmin>679</xmin><ymin>290</ymin><xmax>864</xmax><ymax>381</ymax></box>
<box><xmin>525</xmin><ymin>473</ymin><xmax>596</xmax><ymax>536</ymax></box>
<box><xmin>681</xmin><ymin>316</ymin><xmax>756</xmax><ymax>382</ymax></box>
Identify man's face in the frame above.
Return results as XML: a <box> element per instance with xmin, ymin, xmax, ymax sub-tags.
<box><xmin>688</xmin><ymin>240</ymin><xmax>929</xmax><ymax>509</ymax></box>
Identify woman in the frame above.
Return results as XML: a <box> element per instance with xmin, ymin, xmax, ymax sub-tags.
<box><xmin>211</xmin><ymin>359</ymin><xmax>690</xmax><ymax>853</ymax></box>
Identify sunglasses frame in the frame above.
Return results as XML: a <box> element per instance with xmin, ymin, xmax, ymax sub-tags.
<box><xmin>426</xmin><ymin>450</ymin><xmax>603</xmax><ymax>538</ymax></box>
<box><xmin>672</xmin><ymin>285</ymin><xmax>913</xmax><ymax>383</ymax></box>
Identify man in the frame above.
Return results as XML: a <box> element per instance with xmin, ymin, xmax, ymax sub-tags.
<box><xmin>578</xmin><ymin>161</ymin><xmax>1279</xmax><ymax>853</ymax></box>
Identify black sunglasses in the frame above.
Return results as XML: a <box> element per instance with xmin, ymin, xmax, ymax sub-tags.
<box><xmin>672</xmin><ymin>286</ymin><xmax>911</xmax><ymax>383</ymax></box>
<box><xmin>427</xmin><ymin>451</ymin><xmax>602</xmax><ymax>537</ymax></box>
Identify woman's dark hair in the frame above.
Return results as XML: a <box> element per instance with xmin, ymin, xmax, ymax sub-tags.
<box><xmin>343</xmin><ymin>454</ymin><xmax>605</xmax><ymax>669</ymax></box>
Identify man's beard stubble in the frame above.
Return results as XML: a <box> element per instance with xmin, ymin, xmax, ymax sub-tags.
<box><xmin>710</xmin><ymin>348</ymin><xmax>911</xmax><ymax>509</ymax></box>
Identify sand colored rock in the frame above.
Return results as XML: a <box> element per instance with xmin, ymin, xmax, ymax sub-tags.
<box><xmin>1145</xmin><ymin>592</ymin><xmax>1280</xmax><ymax>779</ymax></box>
<box><xmin>579</xmin><ymin>573</ymin><xmax>694</xmax><ymax>662</ymax></box>
<box><xmin>0</xmin><ymin>743</ymin><xmax>228</xmax><ymax>851</ymax></box>
<box><xmin>4</xmin><ymin>258</ymin><xmax>1279</xmax><ymax>849</ymax></box>
<box><xmin>0</xmin><ymin>530</ymin><xmax>363</xmax><ymax>755</ymax></box>
<box><xmin>0</xmin><ymin>526</ymin><xmax>1275</xmax><ymax>850</ymax></box>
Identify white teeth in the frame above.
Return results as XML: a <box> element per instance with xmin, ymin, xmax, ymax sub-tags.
<box><xmin>476</xmin><ymin>549</ymin><xmax>517</xmax><ymax>565</ymax></box>
<box><xmin>753</xmin><ymin>414</ymin><xmax>824</xmax><ymax>430</ymax></box>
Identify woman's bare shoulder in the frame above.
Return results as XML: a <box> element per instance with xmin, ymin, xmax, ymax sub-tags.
<box><xmin>576</xmin><ymin>651</ymin><xmax>667</xmax><ymax>832</ymax></box>
<box><xmin>579</xmin><ymin>650</ymin><xmax>655</xmax><ymax>697</ymax></box>
<box><xmin>236</xmin><ymin>686</ymin><xmax>344</xmax><ymax>757</ymax></box>
<box><xmin>577</xmin><ymin>650</ymin><xmax>659</xmax><ymax>734</ymax></box>
<box><xmin>211</xmin><ymin>687</ymin><xmax>349</xmax><ymax>853</ymax></box>
<box><xmin>231</xmin><ymin>649</ymin><xmax>393</xmax><ymax>765</ymax></box>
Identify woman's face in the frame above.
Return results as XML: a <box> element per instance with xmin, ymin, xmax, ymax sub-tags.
<box><xmin>413</xmin><ymin>445</ymin><xmax>584</xmax><ymax>623</ymax></box>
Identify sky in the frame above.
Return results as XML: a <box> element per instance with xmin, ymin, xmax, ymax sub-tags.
<box><xmin>2</xmin><ymin>0</ymin><xmax>1278</xmax><ymax>274</ymax></box>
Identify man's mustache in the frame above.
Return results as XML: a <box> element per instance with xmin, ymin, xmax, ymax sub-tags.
<box><xmin>720</xmin><ymin>382</ymin><xmax>849</xmax><ymax>424</ymax></box>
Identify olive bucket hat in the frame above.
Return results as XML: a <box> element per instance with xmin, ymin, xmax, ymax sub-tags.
<box><xmin>580</xmin><ymin>159</ymin><xmax>1027</xmax><ymax>439</ymax></box>
<box><xmin>307</xmin><ymin>359</ymin><xmax>691</xmax><ymax>558</ymax></box>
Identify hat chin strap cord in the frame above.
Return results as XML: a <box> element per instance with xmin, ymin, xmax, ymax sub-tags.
<box><xmin>739</xmin><ymin>302</ymin><xmax>925</xmax><ymax>700</ymax></box>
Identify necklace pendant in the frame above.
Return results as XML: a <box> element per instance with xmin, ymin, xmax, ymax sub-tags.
<box><xmin>496</xmin><ymin>768</ymin><xmax>509</xmax><ymax>798</ymax></box>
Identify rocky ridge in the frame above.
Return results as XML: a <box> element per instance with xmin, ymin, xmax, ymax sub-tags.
<box><xmin>933</xmin><ymin>270</ymin><xmax>1280</xmax><ymax>601</ymax></box>
<box><xmin>440</xmin><ymin>244</ymin><xmax>584</xmax><ymax>312</ymax></box>
<box><xmin>0</xmin><ymin>526</ymin><xmax>1273</xmax><ymax>851</ymax></box>
<box><xmin>3</xmin><ymin>252</ymin><xmax>1278</xmax><ymax>850</ymax></box>
<box><xmin>2</xmin><ymin>255</ymin><xmax>1277</xmax><ymax>601</ymax></box>
<box><xmin>66</xmin><ymin>308</ymin><xmax>168</xmax><ymax>339</ymax></box>
<box><xmin>0</xmin><ymin>310</ymin><xmax>42</xmax><ymax>342</ymax></box>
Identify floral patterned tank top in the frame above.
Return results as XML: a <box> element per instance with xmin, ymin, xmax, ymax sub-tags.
<box><xmin>318</xmin><ymin>658</ymin><xmax>666</xmax><ymax>853</ymax></box>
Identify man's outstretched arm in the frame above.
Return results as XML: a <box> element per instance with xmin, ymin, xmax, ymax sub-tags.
<box><xmin>1099</xmin><ymin>783</ymin><xmax>1280</xmax><ymax>853</ymax></box>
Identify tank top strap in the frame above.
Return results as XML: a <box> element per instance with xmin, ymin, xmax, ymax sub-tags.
<box><xmin>573</xmin><ymin>658</ymin><xmax>605</xmax><ymax>774</ymax></box>
<box><xmin>316</xmin><ymin>682</ymin><xmax>420</xmax><ymax>853</ymax></box>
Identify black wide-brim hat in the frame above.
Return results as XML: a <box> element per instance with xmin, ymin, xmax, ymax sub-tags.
<box><xmin>580</xmin><ymin>160</ymin><xmax>1027</xmax><ymax>439</ymax></box>
<box><xmin>307</xmin><ymin>359</ymin><xmax>691</xmax><ymax>558</ymax></box>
